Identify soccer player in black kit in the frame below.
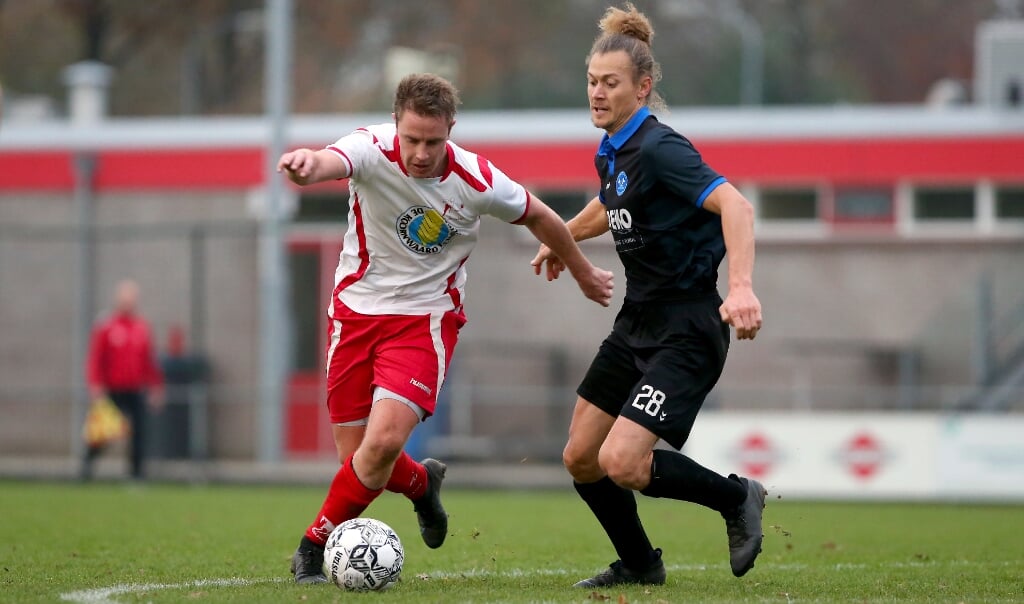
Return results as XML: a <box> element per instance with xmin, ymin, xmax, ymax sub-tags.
<box><xmin>532</xmin><ymin>2</ymin><xmax>767</xmax><ymax>588</ymax></box>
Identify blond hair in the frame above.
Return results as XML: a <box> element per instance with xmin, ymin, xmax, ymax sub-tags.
<box><xmin>588</xmin><ymin>2</ymin><xmax>665</xmax><ymax>111</ymax></box>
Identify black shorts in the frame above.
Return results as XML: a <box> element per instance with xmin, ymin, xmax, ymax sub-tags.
<box><xmin>577</xmin><ymin>294</ymin><xmax>730</xmax><ymax>450</ymax></box>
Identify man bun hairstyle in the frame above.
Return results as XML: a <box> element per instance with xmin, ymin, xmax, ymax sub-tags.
<box><xmin>600</xmin><ymin>2</ymin><xmax>654</xmax><ymax>45</ymax></box>
<box><xmin>589</xmin><ymin>2</ymin><xmax>665</xmax><ymax>111</ymax></box>
<box><xmin>394</xmin><ymin>73</ymin><xmax>461</xmax><ymax>124</ymax></box>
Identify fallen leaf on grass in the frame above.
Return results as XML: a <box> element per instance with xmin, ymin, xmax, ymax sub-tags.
<box><xmin>769</xmin><ymin>524</ymin><xmax>792</xmax><ymax>537</ymax></box>
<box><xmin>587</xmin><ymin>592</ymin><xmax>610</xmax><ymax>601</ymax></box>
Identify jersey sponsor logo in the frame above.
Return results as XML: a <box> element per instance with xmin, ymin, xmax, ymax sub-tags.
<box><xmin>615</xmin><ymin>170</ymin><xmax>629</xmax><ymax>195</ymax></box>
<box><xmin>396</xmin><ymin>206</ymin><xmax>458</xmax><ymax>254</ymax></box>
<box><xmin>607</xmin><ymin>207</ymin><xmax>645</xmax><ymax>252</ymax></box>
<box><xmin>606</xmin><ymin>208</ymin><xmax>633</xmax><ymax>231</ymax></box>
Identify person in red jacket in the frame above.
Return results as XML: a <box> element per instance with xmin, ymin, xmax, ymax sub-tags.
<box><xmin>82</xmin><ymin>279</ymin><xmax>164</xmax><ymax>480</ymax></box>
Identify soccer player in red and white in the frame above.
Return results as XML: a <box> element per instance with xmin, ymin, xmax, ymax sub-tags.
<box><xmin>277</xmin><ymin>73</ymin><xmax>614</xmax><ymax>584</ymax></box>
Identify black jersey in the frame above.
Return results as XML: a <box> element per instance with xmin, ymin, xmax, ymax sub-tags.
<box><xmin>596</xmin><ymin>107</ymin><xmax>727</xmax><ymax>303</ymax></box>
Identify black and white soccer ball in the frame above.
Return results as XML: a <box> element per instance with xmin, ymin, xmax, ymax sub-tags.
<box><xmin>322</xmin><ymin>518</ymin><xmax>404</xmax><ymax>591</ymax></box>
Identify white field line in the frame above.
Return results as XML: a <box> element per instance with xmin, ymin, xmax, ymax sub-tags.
<box><xmin>59</xmin><ymin>559</ymin><xmax>1022</xmax><ymax>603</ymax></box>
<box><xmin>60</xmin><ymin>577</ymin><xmax>284</xmax><ymax>604</ymax></box>
<box><xmin>414</xmin><ymin>558</ymin><xmax>1020</xmax><ymax>579</ymax></box>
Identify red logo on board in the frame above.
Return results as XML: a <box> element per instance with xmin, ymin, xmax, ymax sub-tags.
<box><xmin>733</xmin><ymin>432</ymin><xmax>778</xmax><ymax>478</ymax></box>
<box><xmin>841</xmin><ymin>432</ymin><xmax>886</xmax><ymax>480</ymax></box>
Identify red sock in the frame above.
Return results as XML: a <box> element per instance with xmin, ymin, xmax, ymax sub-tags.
<box><xmin>385</xmin><ymin>451</ymin><xmax>428</xmax><ymax>500</ymax></box>
<box><xmin>304</xmin><ymin>455</ymin><xmax>383</xmax><ymax>546</ymax></box>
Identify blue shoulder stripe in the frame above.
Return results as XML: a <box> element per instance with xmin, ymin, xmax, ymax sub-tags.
<box><xmin>696</xmin><ymin>176</ymin><xmax>727</xmax><ymax>208</ymax></box>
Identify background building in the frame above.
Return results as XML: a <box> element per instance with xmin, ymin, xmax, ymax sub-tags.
<box><xmin>1</xmin><ymin>1</ymin><xmax>1022</xmax><ymax>498</ymax></box>
<box><xmin>2</xmin><ymin>104</ymin><xmax>1022</xmax><ymax>462</ymax></box>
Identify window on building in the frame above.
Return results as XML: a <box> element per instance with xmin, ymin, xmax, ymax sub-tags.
<box><xmin>995</xmin><ymin>186</ymin><xmax>1024</xmax><ymax>219</ymax></box>
<box><xmin>833</xmin><ymin>188</ymin><xmax>894</xmax><ymax>224</ymax></box>
<box><xmin>535</xmin><ymin>190</ymin><xmax>592</xmax><ymax>220</ymax></box>
<box><xmin>289</xmin><ymin>248</ymin><xmax>321</xmax><ymax>372</ymax></box>
<box><xmin>758</xmin><ymin>188</ymin><xmax>818</xmax><ymax>221</ymax></box>
<box><xmin>295</xmin><ymin>193</ymin><xmax>347</xmax><ymax>223</ymax></box>
<box><xmin>913</xmin><ymin>187</ymin><xmax>975</xmax><ymax>221</ymax></box>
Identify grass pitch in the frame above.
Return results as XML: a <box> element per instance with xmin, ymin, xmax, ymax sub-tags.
<box><xmin>1</xmin><ymin>479</ymin><xmax>1022</xmax><ymax>603</ymax></box>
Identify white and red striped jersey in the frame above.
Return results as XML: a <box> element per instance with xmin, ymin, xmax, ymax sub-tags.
<box><xmin>325</xmin><ymin>122</ymin><xmax>531</xmax><ymax>316</ymax></box>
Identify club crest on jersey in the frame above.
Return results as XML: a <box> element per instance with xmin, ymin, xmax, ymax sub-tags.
<box><xmin>615</xmin><ymin>171</ymin><xmax>629</xmax><ymax>195</ymax></box>
<box><xmin>396</xmin><ymin>206</ymin><xmax>457</xmax><ymax>254</ymax></box>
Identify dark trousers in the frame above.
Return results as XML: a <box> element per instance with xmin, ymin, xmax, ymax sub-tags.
<box><xmin>82</xmin><ymin>390</ymin><xmax>147</xmax><ymax>480</ymax></box>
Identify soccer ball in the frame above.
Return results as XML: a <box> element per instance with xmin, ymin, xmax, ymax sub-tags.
<box><xmin>322</xmin><ymin>518</ymin><xmax>404</xmax><ymax>591</ymax></box>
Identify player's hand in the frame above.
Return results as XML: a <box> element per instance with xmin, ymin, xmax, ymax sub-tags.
<box><xmin>575</xmin><ymin>265</ymin><xmax>614</xmax><ymax>307</ymax></box>
<box><xmin>720</xmin><ymin>286</ymin><xmax>762</xmax><ymax>340</ymax></box>
<box><xmin>530</xmin><ymin>244</ymin><xmax>566</xmax><ymax>281</ymax></box>
<box><xmin>276</xmin><ymin>149</ymin><xmax>317</xmax><ymax>182</ymax></box>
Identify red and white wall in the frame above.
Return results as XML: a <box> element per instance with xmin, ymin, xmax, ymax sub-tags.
<box><xmin>2</xmin><ymin>107</ymin><xmax>1023</xmax><ymax>461</ymax></box>
<box><xmin>683</xmin><ymin>413</ymin><xmax>1024</xmax><ymax>501</ymax></box>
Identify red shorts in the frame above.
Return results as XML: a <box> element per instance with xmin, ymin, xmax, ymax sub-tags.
<box><xmin>325</xmin><ymin>302</ymin><xmax>466</xmax><ymax>424</ymax></box>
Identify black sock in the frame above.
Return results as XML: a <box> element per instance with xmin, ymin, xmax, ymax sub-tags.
<box><xmin>640</xmin><ymin>449</ymin><xmax>747</xmax><ymax>513</ymax></box>
<box><xmin>574</xmin><ymin>477</ymin><xmax>657</xmax><ymax>570</ymax></box>
<box><xmin>81</xmin><ymin>445</ymin><xmax>103</xmax><ymax>479</ymax></box>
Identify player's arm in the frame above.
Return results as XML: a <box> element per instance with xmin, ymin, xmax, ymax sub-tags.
<box><xmin>564</xmin><ymin>196</ymin><xmax>610</xmax><ymax>241</ymax></box>
<box><xmin>530</xmin><ymin>196</ymin><xmax>608</xmax><ymax>281</ymax></box>
<box><xmin>520</xmin><ymin>197</ymin><xmax>614</xmax><ymax>307</ymax></box>
<box><xmin>276</xmin><ymin>148</ymin><xmax>349</xmax><ymax>185</ymax></box>
<box><xmin>702</xmin><ymin>182</ymin><xmax>762</xmax><ymax>340</ymax></box>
